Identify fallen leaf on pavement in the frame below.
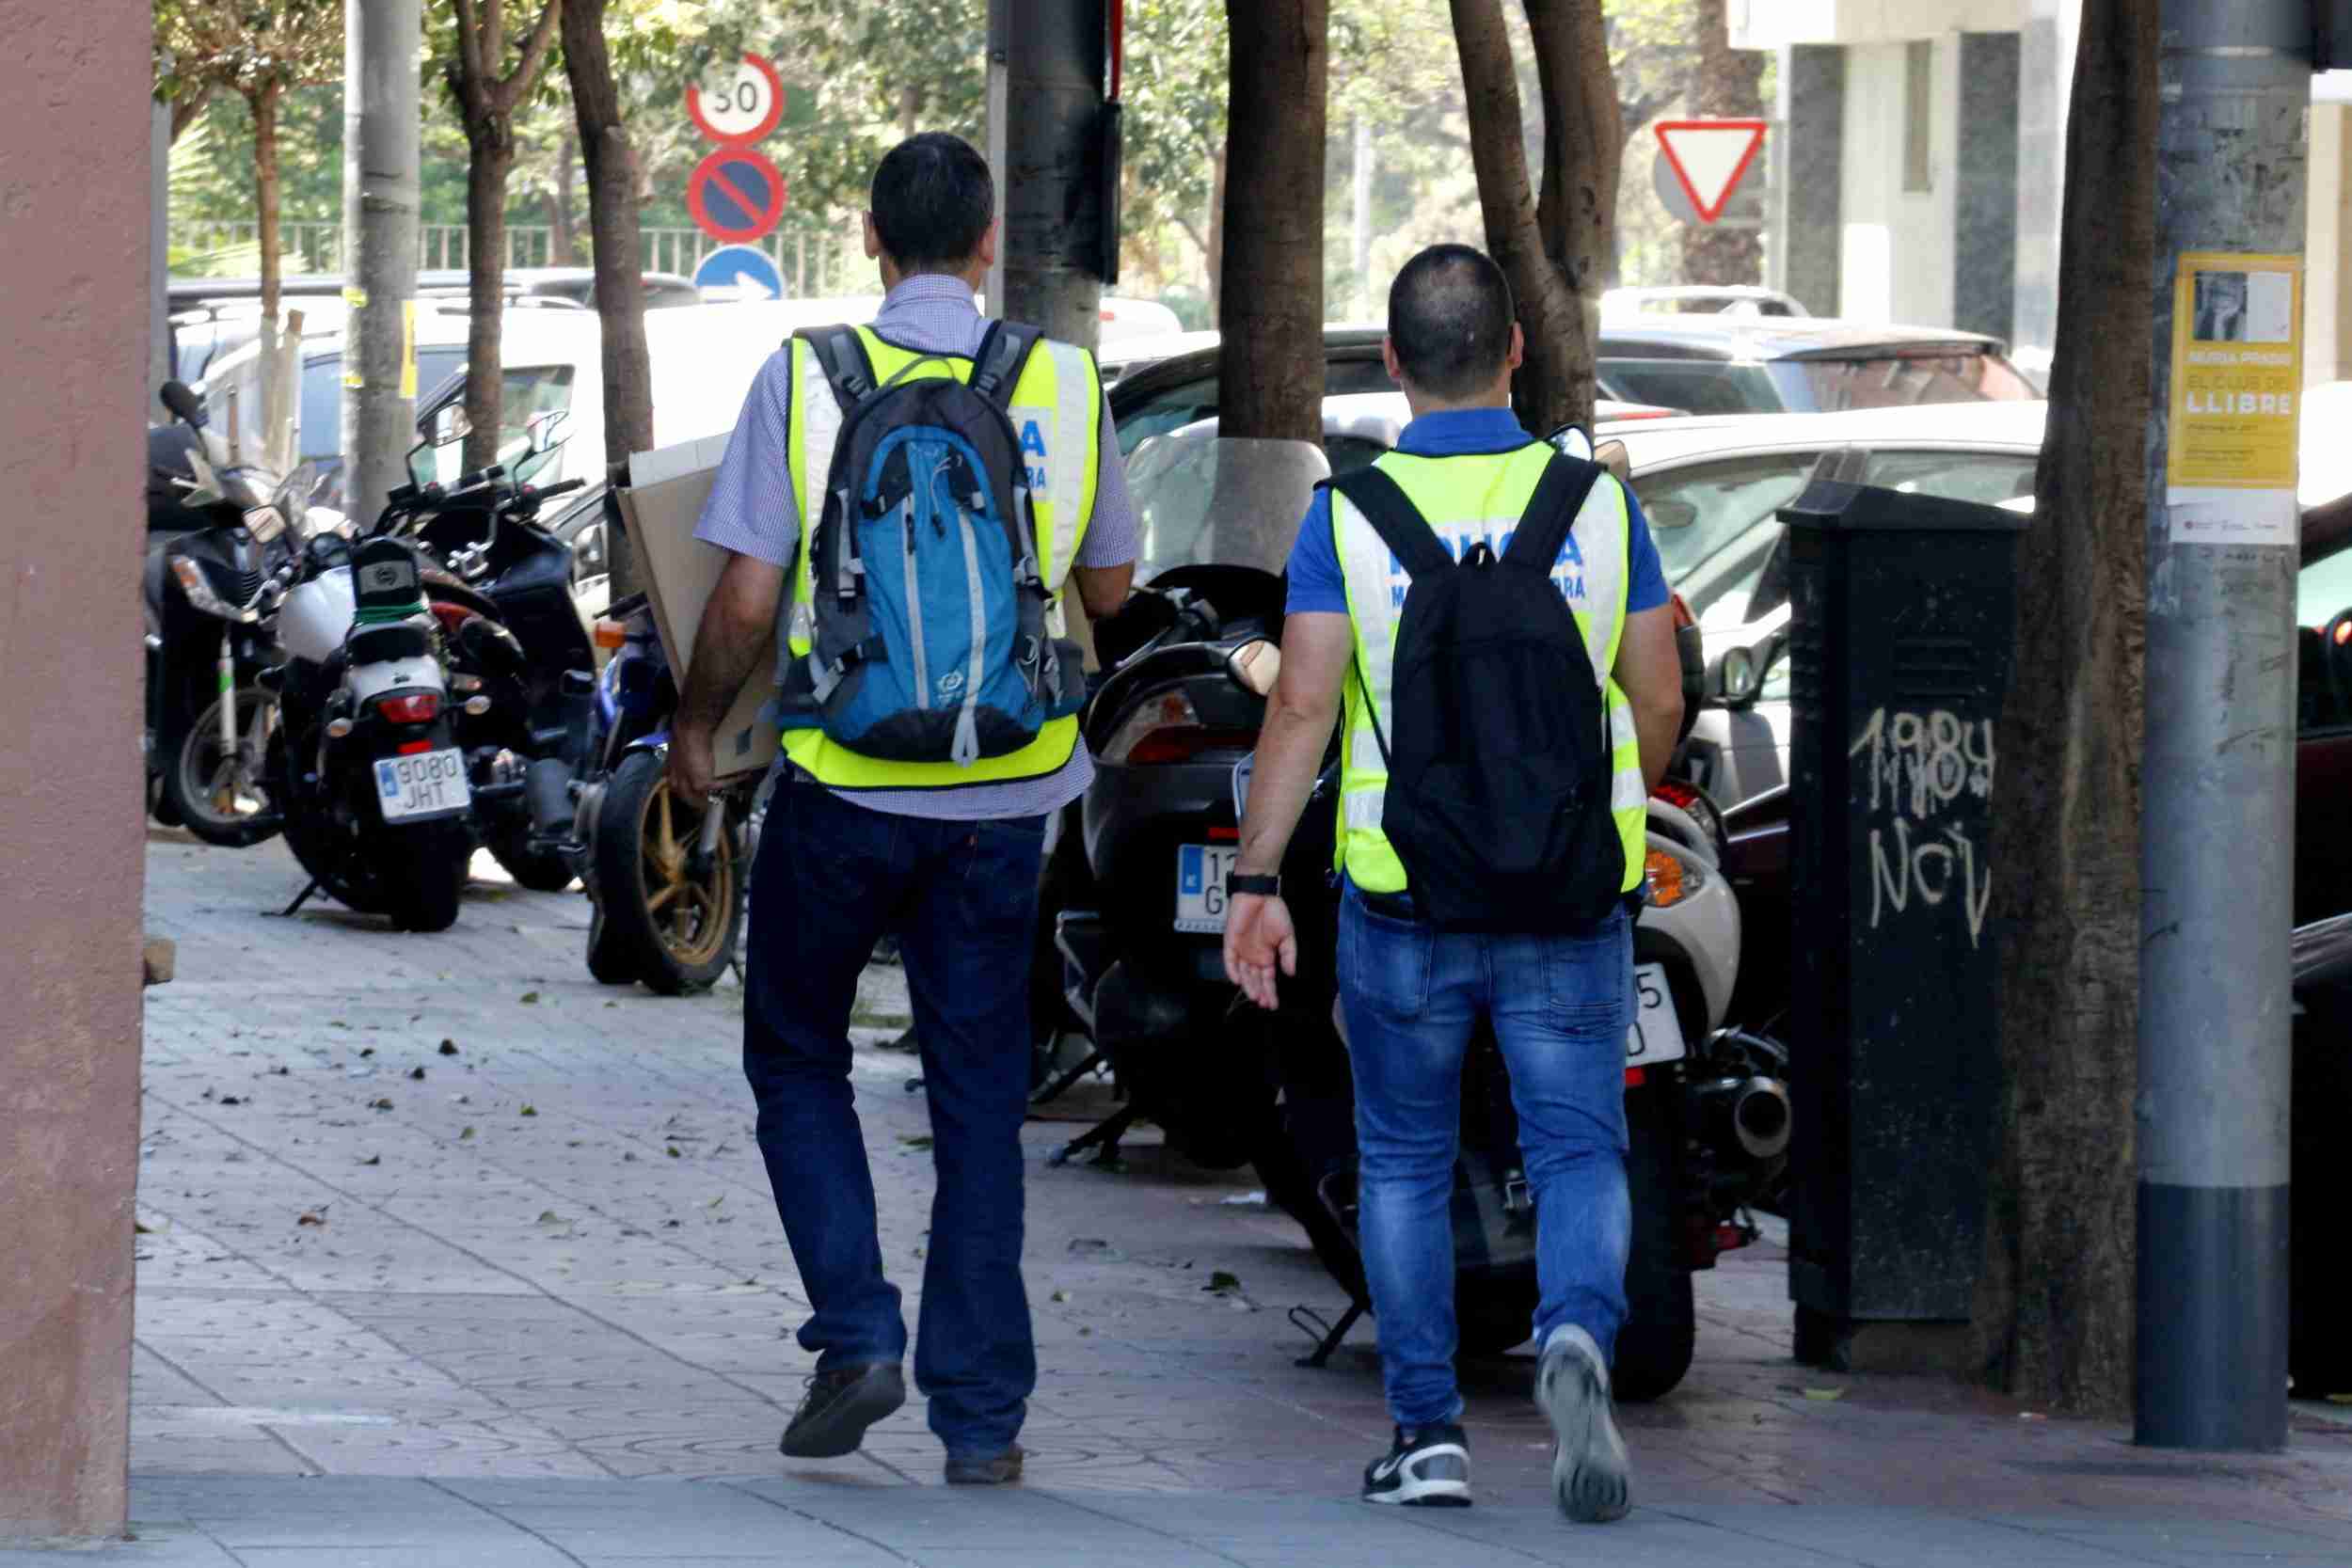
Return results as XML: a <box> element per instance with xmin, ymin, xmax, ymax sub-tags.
<box><xmin>134</xmin><ymin>1222</ymin><xmax>154</xmax><ymax>1235</ymax></box>
<box><xmin>537</xmin><ymin>1211</ymin><xmax>562</xmax><ymax>1225</ymax></box>
<box><xmin>519</xmin><ymin>1105</ymin><xmax>538</xmax><ymax>1117</ymax></box>
<box><xmin>459</xmin><ymin>1126</ymin><xmax>476</xmax><ymax>1140</ymax></box>
<box><xmin>1803</xmin><ymin>1388</ymin><xmax>1845</xmax><ymax>1402</ymax></box>
<box><xmin>296</xmin><ymin>1211</ymin><xmax>326</xmax><ymax>1227</ymax></box>
<box><xmin>901</xmin><ymin>1135</ymin><xmax>933</xmax><ymax>1150</ymax></box>
<box><xmin>369</xmin><ymin>1098</ymin><xmax>393</xmax><ymax>1111</ymax></box>
<box><xmin>358</xmin><ymin>1155</ymin><xmax>380</xmax><ymax>1166</ymax></box>
<box><xmin>407</xmin><ymin>1067</ymin><xmax>425</xmax><ymax>1081</ymax></box>
<box><xmin>518</xmin><ymin>991</ymin><xmax>541</xmax><ymax>1005</ymax></box>
<box><xmin>1050</xmin><ymin>1290</ymin><xmax>1069</xmax><ymax>1304</ymax></box>
<box><xmin>218</xmin><ymin>1095</ymin><xmax>244</xmax><ymax>1106</ymax></box>
<box><xmin>666</xmin><ymin>1146</ymin><xmax>681</xmax><ymax>1158</ymax></box>
<box><xmin>438</xmin><ymin>1039</ymin><xmax>459</xmax><ymax>1055</ymax></box>
<box><xmin>708</xmin><ymin>1196</ymin><xmax>725</xmax><ymax>1209</ymax></box>
<box><xmin>1205</xmin><ymin>1272</ymin><xmax>1242</xmax><ymax>1293</ymax></box>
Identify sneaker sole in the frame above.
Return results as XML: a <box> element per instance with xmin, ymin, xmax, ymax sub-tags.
<box><xmin>1539</xmin><ymin>1349</ymin><xmax>1629</xmax><ymax>1523</ymax></box>
<box><xmin>779</xmin><ymin>1373</ymin><xmax>906</xmax><ymax>1460</ymax></box>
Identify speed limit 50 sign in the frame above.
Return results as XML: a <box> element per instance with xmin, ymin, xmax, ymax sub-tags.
<box><xmin>688</xmin><ymin>53</ymin><xmax>784</xmax><ymax>146</ymax></box>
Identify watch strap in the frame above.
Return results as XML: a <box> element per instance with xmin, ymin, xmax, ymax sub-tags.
<box><xmin>1227</xmin><ymin>872</ymin><xmax>1280</xmax><ymax>898</ymax></box>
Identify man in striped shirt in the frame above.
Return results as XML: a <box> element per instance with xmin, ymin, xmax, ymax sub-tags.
<box><xmin>671</xmin><ymin>134</ymin><xmax>1138</xmax><ymax>1485</ymax></box>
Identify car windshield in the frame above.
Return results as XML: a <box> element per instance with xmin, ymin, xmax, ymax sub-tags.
<box><xmin>1598</xmin><ymin>359</ymin><xmax>1788</xmax><ymax>416</ymax></box>
<box><xmin>1114</xmin><ymin>357</ymin><xmax>1394</xmax><ymax>456</ymax></box>
<box><xmin>406</xmin><ymin>363</ymin><xmax>578</xmax><ymax>485</ymax></box>
<box><xmin>1123</xmin><ymin>431</ymin><xmax>1329</xmax><ymax>580</ymax></box>
<box><xmin>1780</xmin><ymin>352</ymin><xmax>2039</xmax><ymax>411</ymax></box>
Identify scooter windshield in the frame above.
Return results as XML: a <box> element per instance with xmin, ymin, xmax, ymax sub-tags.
<box><xmin>1123</xmin><ymin>430</ymin><xmax>1331</xmax><ymax>583</ymax></box>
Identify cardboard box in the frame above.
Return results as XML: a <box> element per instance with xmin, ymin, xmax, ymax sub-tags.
<box><xmin>618</xmin><ymin>435</ymin><xmax>780</xmax><ymax>783</ymax></box>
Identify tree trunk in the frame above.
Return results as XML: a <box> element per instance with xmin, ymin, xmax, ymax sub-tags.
<box><xmin>1204</xmin><ymin>142</ymin><xmax>1228</xmax><ymax>319</ymax></box>
<box><xmin>250</xmin><ymin>82</ymin><xmax>285</xmax><ymax>453</ymax></box>
<box><xmin>170</xmin><ymin>87</ymin><xmax>212</xmax><ymax>145</ymax></box>
<box><xmin>899</xmin><ymin>83</ymin><xmax>923</xmax><ymax>140</ymax></box>
<box><xmin>1970</xmin><ymin>0</ymin><xmax>2156</xmax><ymax>1418</ymax></box>
<box><xmin>1453</xmin><ymin>0</ymin><xmax>1613</xmax><ymax>433</ymax></box>
<box><xmin>1218</xmin><ymin>0</ymin><xmax>1326</xmax><ymax>444</ymax></box>
<box><xmin>563</xmin><ymin>0</ymin><xmax>650</xmax><ymax>598</ymax></box>
<box><xmin>549</xmin><ymin>130</ymin><xmax>580</xmax><ymax>265</ymax></box>
<box><xmin>462</xmin><ymin>123</ymin><xmax>516</xmax><ymax>475</ymax></box>
<box><xmin>1680</xmin><ymin>0</ymin><xmax>1764</xmax><ymax>287</ymax></box>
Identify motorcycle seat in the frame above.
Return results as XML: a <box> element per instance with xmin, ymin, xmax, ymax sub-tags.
<box><xmin>347</xmin><ymin>621</ymin><xmax>433</xmax><ymax>667</ymax></box>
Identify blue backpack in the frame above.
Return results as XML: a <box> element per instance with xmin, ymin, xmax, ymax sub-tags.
<box><xmin>777</xmin><ymin>324</ymin><xmax>1085</xmax><ymax>768</ymax></box>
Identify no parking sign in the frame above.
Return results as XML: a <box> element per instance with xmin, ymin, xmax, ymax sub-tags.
<box><xmin>687</xmin><ymin>148</ymin><xmax>788</xmax><ymax>246</ymax></box>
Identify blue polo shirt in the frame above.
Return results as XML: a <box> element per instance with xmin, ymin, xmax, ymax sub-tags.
<box><xmin>1285</xmin><ymin>407</ymin><xmax>1670</xmax><ymax>619</ymax></box>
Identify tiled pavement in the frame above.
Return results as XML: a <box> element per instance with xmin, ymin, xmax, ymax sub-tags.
<box><xmin>21</xmin><ymin>830</ymin><xmax>2348</xmax><ymax>1563</ymax></box>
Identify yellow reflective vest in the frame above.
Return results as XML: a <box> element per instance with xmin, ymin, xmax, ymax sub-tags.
<box><xmin>774</xmin><ymin>325</ymin><xmax>1102</xmax><ymax>788</ymax></box>
<box><xmin>1329</xmin><ymin>443</ymin><xmax>1648</xmax><ymax>896</ymax></box>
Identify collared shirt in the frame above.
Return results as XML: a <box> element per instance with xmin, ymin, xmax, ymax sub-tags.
<box><xmin>694</xmin><ymin>274</ymin><xmax>1141</xmax><ymax>820</ymax></box>
<box><xmin>1283</xmin><ymin>405</ymin><xmax>1668</xmax><ymax>618</ymax></box>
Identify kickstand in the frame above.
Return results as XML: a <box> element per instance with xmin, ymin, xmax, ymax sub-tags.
<box><xmin>279</xmin><ymin>879</ymin><xmax>321</xmax><ymax>918</ymax></box>
<box><xmin>1029</xmin><ymin>1047</ymin><xmax>1102</xmax><ymax>1106</ymax></box>
<box><xmin>1288</xmin><ymin>1302</ymin><xmax>1366</xmax><ymax>1369</ymax></box>
<box><xmin>1047</xmin><ymin>1105</ymin><xmax>1136</xmax><ymax>1169</ymax></box>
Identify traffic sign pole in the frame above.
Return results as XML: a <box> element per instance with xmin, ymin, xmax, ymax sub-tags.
<box><xmin>2137</xmin><ymin>0</ymin><xmax>2304</xmax><ymax>1453</ymax></box>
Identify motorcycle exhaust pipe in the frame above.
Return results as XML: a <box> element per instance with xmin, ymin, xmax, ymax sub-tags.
<box><xmin>525</xmin><ymin>756</ymin><xmax>574</xmax><ymax>840</ymax></box>
<box><xmin>1727</xmin><ymin>1076</ymin><xmax>1791</xmax><ymax>1162</ymax></box>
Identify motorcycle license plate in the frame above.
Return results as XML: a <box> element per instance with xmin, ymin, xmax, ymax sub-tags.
<box><xmin>1628</xmin><ymin>962</ymin><xmax>1686</xmax><ymax>1066</ymax></box>
<box><xmin>374</xmin><ymin>748</ymin><xmax>469</xmax><ymax>822</ymax></box>
<box><xmin>1174</xmin><ymin>844</ymin><xmax>1240</xmax><ymax>933</ymax></box>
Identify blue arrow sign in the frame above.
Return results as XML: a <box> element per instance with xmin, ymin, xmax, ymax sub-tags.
<box><xmin>692</xmin><ymin>245</ymin><xmax>786</xmax><ymax>301</ymax></box>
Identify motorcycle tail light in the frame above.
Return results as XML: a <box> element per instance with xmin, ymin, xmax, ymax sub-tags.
<box><xmin>1102</xmin><ymin>689</ymin><xmax>1256</xmax><ymax>767</ymax></box>
<box><xmin>376</xmin><ymin>691</ymin><xmax>441</xmax><ymax>725</ymax></box>
<box><xmin>1644</xmin><ymin>847</ymin><xmax>1706</xmax><ymax>909</ymax></box>
<box><xmin>593</xmin><ymin>618</ymin><xmax>628</xmax><ymax>650</ymax></box>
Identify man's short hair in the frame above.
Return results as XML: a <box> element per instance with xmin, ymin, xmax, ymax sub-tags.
<box><xmin>870</xmin><ymin>133</ymin><xmax>994</xmax><ymax>273</ymax></box>
<box><xmin>1388</xmin><ymin>245</ymin><xmax>1517</xmax><ymax>401</ymax></box>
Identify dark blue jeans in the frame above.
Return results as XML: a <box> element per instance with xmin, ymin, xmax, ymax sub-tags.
<box><xmin>742</xmin><ymin>772</ymin><xmax>1046</xmax><ymax>1458</ymax></box>
<box><xmin>1338</xmin><ymin>881</ymin><xmax>1633</xmax><ymax>1430</ymax></box>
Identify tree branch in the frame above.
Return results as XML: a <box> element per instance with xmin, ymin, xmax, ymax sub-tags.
<box><xmin>453</xmin><ymin>0</ymin><xmax>488</xmax><ymax>87</ymax></box>
<box><xmin>501</xmin><ymin>1</ymin><xmax>566</xmax><ymax>106</ymax></box>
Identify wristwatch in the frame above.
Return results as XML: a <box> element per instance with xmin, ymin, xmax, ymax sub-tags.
<box><xmin>1227</xmin><ymin>873</ymin><xmax>1280</xmax><ymax>898</ymax></box>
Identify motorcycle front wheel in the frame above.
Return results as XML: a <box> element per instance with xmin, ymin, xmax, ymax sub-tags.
<box><xmin>591</xmin><ymin>751</ymin><xmax>742</xmax><ymax>994</ymax></box>
<box><xmin>164</xmin><ymin>685</ymin><xmax>281</xmax><ymax>847</ymax></box>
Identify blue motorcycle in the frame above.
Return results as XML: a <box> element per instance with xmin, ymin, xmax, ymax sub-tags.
<box><xmin>572</xmin><ymin>582</ymin><xmax>753</xmax><ymax>993</ymax></box>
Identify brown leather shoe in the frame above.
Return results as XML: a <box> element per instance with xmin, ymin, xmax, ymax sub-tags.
<box><xmin>944</xmin><ymin>1444</ymin><xmax>1025</xmax><ymax>1485</ymax></box>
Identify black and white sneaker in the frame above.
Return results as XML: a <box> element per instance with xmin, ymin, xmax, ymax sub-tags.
<box><xmin>1537</xmin><ymin>1324</ymin><xmax>1630</xmax><ymax>1523</ymax></box>
<box><xmin>1361</xmin><ymin>1423</ymin><xmax>1471</xmax><ymax>1507</ymax></box>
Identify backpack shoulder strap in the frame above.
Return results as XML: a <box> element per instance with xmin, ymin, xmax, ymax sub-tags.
<box><xmin>1502</xmin><ymin>455</ymin><xmax>1606</xmax><ymax>573</ymax></box>
<box><xmin>793</xmin><ymin>325</ymin><xmax>877</xmax><ymax>405</ymax></box>
<box><xmin>970</xmin><ymin>321</ymin><xmax>1042</xmax><ymax>407</ymax></box>
<box><xmin>1329</xmin><ymin>467</ymin><xmax>1454</xmax><ymax>579</ymax></box>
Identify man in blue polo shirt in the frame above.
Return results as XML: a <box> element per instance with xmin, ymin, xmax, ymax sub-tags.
<box><xmin>1223</xmin><ymin>245</ymin><xmax>1682</xmax><ymax>1520</ymax></box>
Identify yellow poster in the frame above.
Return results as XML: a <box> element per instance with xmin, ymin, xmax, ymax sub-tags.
<box><xmin>2168</xmin><ymin>253</ymin><xmax>2301</xmax><ymax>545</ymax></box>
<box><xmin>399</xmin><ymin>300</ymin><xmax>418</xmax><ymax>399</ymax></box>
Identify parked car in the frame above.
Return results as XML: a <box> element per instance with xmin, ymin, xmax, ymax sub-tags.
<box><xmin>1105</xmin><ymin>319</ymin><xmax>2038</xmax><ymax>455</ymax></box>
<box><xmin>1600</xmin><ymin>285</ymin><xmax>1811</xmax><ymax>318</ymax></box>
<box><xmin>197</xmin><ymin>296</ymin><xmax>894</xmax><ymax>511</ymax></box>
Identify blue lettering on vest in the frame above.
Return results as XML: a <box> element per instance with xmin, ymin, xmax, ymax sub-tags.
<box><xmin>1021</xmin><ymin>420</ymin><xmax>1048</xmax><ymax>457</ymax></box>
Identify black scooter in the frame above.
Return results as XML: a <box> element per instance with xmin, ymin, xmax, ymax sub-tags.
<box><xmin>376</xmin><ymin>382</ymin><xmax>598</xmax><ymax>890</ymax></box>
<box><xmin>144</xmin><ymin>381</ymin><xmax>309</xmax><ymax>846</ymax></box>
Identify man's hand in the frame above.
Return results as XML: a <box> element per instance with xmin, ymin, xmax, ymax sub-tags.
<box><xmin>1223</xmin><ymin>894</ymin><xmax>1297</xmax><ymax>1010</ymax></box>
<box><xmin>666</xmin><ymin>723</ymin><xmax>716</xmax><ymax>804</ymax></box>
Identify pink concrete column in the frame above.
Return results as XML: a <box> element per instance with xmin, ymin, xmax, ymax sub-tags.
<box><xmin>0</xmin><ymin>0</ymin><xmax>153</xmax><ymax>1542</ymax></box>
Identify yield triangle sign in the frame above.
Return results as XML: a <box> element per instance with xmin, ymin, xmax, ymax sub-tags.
<box><xmin>1655</xmin><ymin>119</ymin><xmax>1767</xmax><ymax>225</ymax></box>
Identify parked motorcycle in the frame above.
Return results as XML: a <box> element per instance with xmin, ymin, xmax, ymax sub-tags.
<box><xmin>568</xmin><ymin>579</ymin><xmax>753</xmax><ymax>994</ymax></box>
<box><xmin>263</xmin><ymin>499</ymin><xmax>476</xmax><ymax>932</ymax></box>
<box><xmin>1039</xmin><ymin>430</ymin><xmax>1789</xmax><ymax>1402</ymax></box>
<box><xmin>385</xmin><ymin>386</ymin><xmax>597</xmax><ymax>892</ymax></box>
<box><xmin>144</xmin><ymin>380</ymin><xmax>310</xmax><ymax>846</ymax></box>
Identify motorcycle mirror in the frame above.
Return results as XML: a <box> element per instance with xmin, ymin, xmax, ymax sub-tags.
<box><xmin>1547</xmin><ymin>422</ymin><xmax>1595</xmax><ymax>463</ymax></box>
<box><xmin>1710</xmin><ymin>644</ymin><xmax>1761</xmax><ymax>709</ymax></box>
<box><xmin>160</xmin><ymin>381</ymin><xmax>207</xmax><ymax>427</ymax></box>
<box><xmin>525</xmin><ymin>408</ymin><xmax>572</xmax><ymax>453</ymax></box>
<box><xmin>1226</xmin><ymin>638</ymin><xmax>1281</xmax><ymax>698</ymax></box>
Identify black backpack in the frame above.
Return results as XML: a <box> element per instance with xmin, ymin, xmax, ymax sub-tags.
<box><xmin>1329</xmin><ymin>455</ymin><xmax>1627</xmax><ymax>932</ymax></box>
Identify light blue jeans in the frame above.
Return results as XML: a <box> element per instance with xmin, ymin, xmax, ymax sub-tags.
<box><xmin>1338</xmin><ymin>879</ymin><xmax>1633</xmax><ymax>1430</ymax></box>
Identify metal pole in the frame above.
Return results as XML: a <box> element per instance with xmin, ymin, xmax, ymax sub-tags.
<box><xmin>151</xmin><ymin>75</ymin><xmax>172</xmax><ymax>397</ymax></box>
<box><xmin>2137</xmin><ymin>0</ymin><xmax>2305</xmax><ymax>1451</ymax></box>
<box><xmin>342</xmin><ymin>0</ymin><xmax>421</xmax><ymax>520</ymax></box>
<box><xmin>999</xmin><ymin>0</ymin><xmax>1104</xmax><ymax>350</ymax></box>
<box><xmin>1353</xmin><ymin>118</ymin><xmax>1374</xmax><ymax>322</ymax></box>
<box><xmin>985</xmin><ymin>0</ymin><xmax>1010</xmax><ymax>316</ymax></box>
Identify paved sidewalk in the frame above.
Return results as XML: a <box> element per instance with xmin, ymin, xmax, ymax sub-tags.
<box><xmin>29</xmin><ymin>832</ymin><xmax>2349</xmax><ymax>1563</ymax></box>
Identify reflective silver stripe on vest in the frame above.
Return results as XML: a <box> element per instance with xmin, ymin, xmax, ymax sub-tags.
<box><xmin>1038</xmin><ymin>341</ymin><xmax>1093</xmax><ymax>584</ymax></box>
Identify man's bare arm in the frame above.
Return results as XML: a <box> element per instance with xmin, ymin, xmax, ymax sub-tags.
<box><xmin>1235</xmin><ymin>612</ymin><xmax>1353</xmax><ymax>878</ymax></box>
<box><xmin>1070</xmin><ymin>562</ymin><xmax>1134</xmax><ymax>623</ymax></box>
<box><xmin>1612</xmin><ymin>604</ymin><xmax>1686</xmax><ymax>793</ymax></box>
<box><xmin>668</xmin><ymin>551</ymin><xmax>786</xmax><ymax>799</ymax></box>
